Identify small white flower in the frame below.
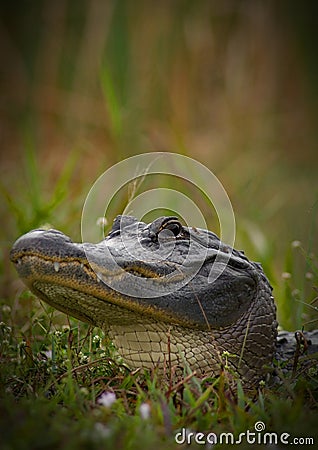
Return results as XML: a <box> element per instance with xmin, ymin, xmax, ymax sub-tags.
<box><xmin>98</xmin><ymin>392</ymin><xmax>116</xmax><ymax>408</ymax></box>
<box><xmin>93</xmin><ymin>335</ymin><xmax>101</xmax><ymax>343</ymax></box>
<box><xmin>291</xmin><ymin>240</ymin><xmax>301</xmax><ymax>248</ymax></box>
<box><xmin>2</xmin><ymin>305</ymin><xmax>11</xmax><ymax>314</ymax></box>
<box><xmin>81</xmin><ymin>355</ymin><xmax>89</xmax><ymax>364</ymax></box>
<box><xmin>44</xmin><ymin>350</ymin><xmax>52</xmax><ymax>359</ymax></box>
<box><xmin>139</xmin><ymin>402</ymin><xmax>151</xmax><ymax>420</ymax></box>
<box><xmin>305</xmin><ymin>272</ymin><xmax>313</xmax><ymax>280</ymax></box>
<box><xmin>96</xmin><ymin>217</ymin><xmax>108</xmax><ymax>228</ymax></box>
<box><xmin>281</xmin><ymin>272</ymin><xmax>291</xmax><ymax>279</ymax></box>
<box><xmin>78</xmin><ymin>351</ymin><xmax>89</xmax><ymax>363</ymax></box>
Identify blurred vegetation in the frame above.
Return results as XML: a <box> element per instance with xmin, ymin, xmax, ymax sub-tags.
<box><xmin>1</xmin><ymin>0</ymin><xmax>317</xmax><ymax>325</ymax></box>
<box><xmin>0</xmin><ymin>1</ymin><xmax>317</xmax><ymax>448</ymax></box>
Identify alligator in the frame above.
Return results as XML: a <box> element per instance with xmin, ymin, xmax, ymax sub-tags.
<box><xmin>10</xmin><ymin>215</ymin><xmax>318</xmax><ymax>384</ymax></box>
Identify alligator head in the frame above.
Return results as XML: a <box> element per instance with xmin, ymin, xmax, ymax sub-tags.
<box><xmin>10</xmin><ymin>215</ymin><xmax>277</xmax><ymax>382</ymax></box>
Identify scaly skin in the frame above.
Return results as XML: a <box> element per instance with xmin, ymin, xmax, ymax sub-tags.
<box><xmin>10</xmin><ymin>216</ymin><xmax>278</xmax><ymax>383</ymax></box>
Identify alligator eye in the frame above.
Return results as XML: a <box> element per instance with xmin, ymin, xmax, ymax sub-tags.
<box><xmin>148</xmin><ymin>216</ymin><xmax>183</xmax><ymax>240</ymax></box>
<box><xmin>162</xmin><ymin>220</ymin><xmax>182</xmax><ymax>236</ymax></box>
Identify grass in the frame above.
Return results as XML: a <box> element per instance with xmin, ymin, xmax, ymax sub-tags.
<box><xmin>1</xmin><ymin>1</ymin><xmax>318</xmax><ymax>448</ymax></box>
<box><xmin>0</xmin><ymin>295</ymin><xmax>317</xmax><ymax>449</ymax></box>
<box><xmin>1</xmin><ymin>148</ymin><xmax>318</xmax><ymax>449</ymax></box>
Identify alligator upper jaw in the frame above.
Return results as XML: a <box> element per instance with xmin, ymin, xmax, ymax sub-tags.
<box><xmin>10</xmin><ymin>228</ymin><xmax>183</xmax><ymax>284</ymax></box>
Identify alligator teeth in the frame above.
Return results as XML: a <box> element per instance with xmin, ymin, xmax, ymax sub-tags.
<box><xmin>17</xmin><ymin>259</ymin><xmax>22</xmax><ymax>265</ymax></box>
<box><xmin>96</xmin><ymin>272</ymin><xmax>102</xmax><ymax>283</ymax></box>
<box><xmin>53</xmin><ymin>262</ymin><xmax>60</xmax><ymax>273</ymax></box>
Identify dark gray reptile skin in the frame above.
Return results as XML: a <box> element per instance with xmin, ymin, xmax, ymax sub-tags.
<box><xmin>10</xmin><ymin>216</ymin><xmax>282</xmax><ymax>384</ymax></box>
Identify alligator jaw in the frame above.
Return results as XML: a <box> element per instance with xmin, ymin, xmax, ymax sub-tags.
<box><xmin>10</xmin><ymin>227</ymin><xmax>259</xmax><ymax>330</ymax></box>
<box><xmin>10</xmin><ymin>218</ymin><xmax>277</xmax><ymax>383</ymax></box>
<box><xmin>10</xmin><ymin>229</ymin><xmax>185</xmax><ymax>328</ymax></box>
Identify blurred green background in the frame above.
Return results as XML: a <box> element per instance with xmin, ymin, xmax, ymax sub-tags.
<box><xmin>1</xmin><ymin>0</ymin><xmax>317</xmax><ymax>329</ymax></box>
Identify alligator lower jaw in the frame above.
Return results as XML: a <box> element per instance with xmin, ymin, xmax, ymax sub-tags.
<box><xmin>15</xmin><ymin>272</ymin><xmax>240</xmax><ymax>378</ymax></box>
<box><xmin>108</xmin><ymin>321</ymin><xmax>226</xmax><ymax>377</ymax></box>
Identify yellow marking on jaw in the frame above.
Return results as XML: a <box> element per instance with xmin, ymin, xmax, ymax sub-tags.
<box><xmin>14</xmin><ymin>250</ymin><xmax>173</xmax><ymax>280</ymax></box>
<box><xmin>123</xmin><ymin>266</ymin><xmax>161</xmax><ymax>278</ymax></box>
<box><xmin>90</xmin><ymin>259</ymin><xmax>187</xmax><ymax>283</ymax></box>
<box><xmin>12</xmin><ymin>250</ymin><xmax>88</xmax><ymax>265</ymax></box>
<box><xmin>92</xmin><ymin>263</ymin><xmax>161</xmax><ymax>280</ymax></box>
<box><xmin>17</xmin><ymin>254</ymin><xmax>196</xmax><ymax>329</ymax></box>
<box><xmin>15</xmin><ymin>252</ymin><xmax>122</xmax><ymax>278</ymax></box>
<box><xmin>13</xmin><ymin>247</ymin><xmax>188</xmax><ymax>284</ymax></box>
